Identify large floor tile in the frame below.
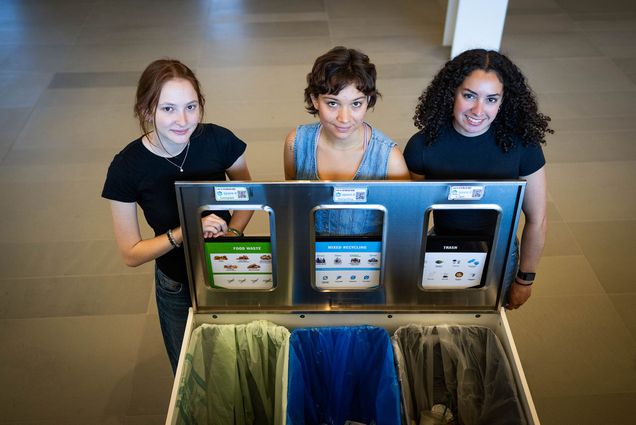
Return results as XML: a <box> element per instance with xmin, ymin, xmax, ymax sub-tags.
<box><xmin>547</xmin><ymin>161</ymin><xmax>636</xmax><ymax>221</ymax></box>
<box><xmin>544</xmin><ymin>131</ymin><xmax>636</xmax><ymax>163</ymax></box>
<box><xmin>35</xmin><ymin>86</ymin><xmax>134</xmax><ymax>108</ymax></box>
<box><xmin>0</xmin><ymin>274</ymin><xmax>153</xmax><ymax>319</ymax></box>
<box><xmin>535</xmin><ymin>392</ymin><xmax>636</xmax><ymax>425</ymax></box>
<box><xmin>586</xmin><ymin>30</ymin><xmax>636</xmax><ymax>58</ymax></box>
<box><xmin>205</xmin><ymin>20</ymin><xmax>329</xmax><ymax>40</ymax></box>
<box><xmin>84</xmin><ymin>0</ymin><xmax>210</xmax><ymax>28</ymax></box>
<box><xmin>0</xmin><ymin>240</ymin><xmax>153</xmax><ymax>278</ymax></box>
<box><xmin>126</xmin><ymin>314</ymin><xmax>173</xmax><ymax>417</ymax></box>
<box><xmin>76</xmin><ymin>23</ymin><xmax>206</xmax><ymax>45</ymax></box>
<box><xmin>0</xmin><ymin>107</ymin><xmax>32</xmax><ymax>162</ymax></box>
<box><xmin>329</xmin><ymin>18</ymin><xmax>441</xmax><ymax>39</ymax></box>
<box><xmin>0</xmin><ymin>179</ymin><xmax>121</xmax><ymax>242</ymax></box>
<box><xmin>242</xmin><ymin>139</ymin><xmax>286</xmax><ymax>180</ymax></box>
<box><xmin>609</xmin><ymin>293</ymin><xmax>636</xmax><ymax>340</ymax></box>
<box><xmin>207</xmin><ymin>0</ymin><xmax>325</xmax><ymax>17</ymax></box>
<box><xmin>199</xmin><ymin>37</ymin><xmax>332</xmax><ymax>68</ymax></box>
<box><xmin>533</xmin><ymin>255</ymin><xmax>605</xmax><ymax>297</ymax></box>
<box><xmin>538</xmin><ymin>91</ymin><xmax>636</xmax><ymax>120</ymax></box>
<box><xmin>0</xmin><ymin>315</ymin><xmax>146</xmax><ymax>422</ymax></box>
<box><xmin>551</xmin><ymin>115</ymin><xmax>636</xmax><ymax>132</ymax></box>
<box><xmin>540</xmin><ymin>221</ymin><xmax>583</xmax><ymax>256</ymax></box>
<box><xmin>502</xmin><ymin>32</ymin><xmax>602</xmax><ymax>58</ymax></box>
<box><xmin>196</xmin><ymin>65</ymin><xmax>307</xmax><ymax>102</ymax></box>
<box><xmin>14</xmin><ymin>104</ymin><xmax>138</xmax><ymax>150</ymax></box>
<box><xmin>0</xmin><ymin>71</ymin><xmax>52</xmax><ymax>108</ymax></box>
<box><xmin>569</xmin><ymin>220</ymin><xmax>636</xmax><ymax>293</ymax></box>
<box><xmin>504</xmin><ymin>12</ymin><xmax>580</xmax><ymax>33</ymax></box>
<box><xmin>206</xmin><ymin>100</ymin><xmax>309</xmax><ymax>130</ymax></box>
<box><xmin>0</xmin><ymin>44</ymin><xmax>73</xmax><ymax>72</ymax></box>
<box><xmin>64</xmin><ymin>43</ymin><xmax>202</xmax><ymax>73</ymax></box>
<box><xmin>613</xmin><ymin>57</ymin><xmax>636</xmax><ymax>83</ymax></box>
<box><xmin>507</xmin><ymin>295</ymin><xmax>636</xmax><ymax>397</ymax></box>
<box><xmin>324</xmin><ymin>0</ymin><xmax>442</xmax><ymax>21</ymax></box>
<box><xmin>515</xmin><ymin>57</ymin><xmax>636</xmax><ymax>93</ymax></box>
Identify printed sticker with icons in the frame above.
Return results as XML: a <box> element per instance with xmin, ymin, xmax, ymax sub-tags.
<box><xmin>204</xmin><ymin>239</ymin><xmax>272</xmax><ymax>289</ymax></box>
<box><xmin>315</xmin><ymin>240</ymin><xmax>381</xmax><ymax>290</ymax></box>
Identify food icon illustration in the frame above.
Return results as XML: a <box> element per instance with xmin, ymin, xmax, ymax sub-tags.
<box><xmin>236</xmin><ymin>255</ymin><xmax>249</xmax><ymax>261</ymax></box>
<box><xmin>224</xmin><ymin>264</ymin><xmax>238</xmax><ymax>270</ymax></box>
<box><xmin>247</xmin><ymin>264</ymin><xmax>260</xmax><ymax>270</ymax></box>
<box><xmin>213</xmin><ymin>255</ymin><xmax>228</xmax><ymax>261</ymax></box>
<box><xmin>260</xmin><ymin>254</ymin><xmax>272</xmax><ymax>261</ymax></box>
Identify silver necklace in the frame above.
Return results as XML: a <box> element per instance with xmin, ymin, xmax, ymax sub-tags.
<box><xmin>153</xmin><ymin>132</ymin><xmax>190</xmax><ymax>172</ymax></box>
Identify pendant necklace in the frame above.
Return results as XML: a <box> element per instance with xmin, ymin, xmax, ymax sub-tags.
<box><xmin>153</xmin><ymin>132</ymin><xmax>190</xmax><ymax>172</ymax></box>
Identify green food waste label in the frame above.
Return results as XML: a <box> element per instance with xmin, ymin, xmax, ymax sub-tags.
<box><xmin>204</xmin><ymin>241</ymin><xmax>273</xmax><ymax>289</ymax></box>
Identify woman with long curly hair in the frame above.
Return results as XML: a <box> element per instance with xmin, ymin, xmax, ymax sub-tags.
<box><xmin>404</xmin><ymin>49</ymin><xmax>553</xmax><ymax>309</ymax></box>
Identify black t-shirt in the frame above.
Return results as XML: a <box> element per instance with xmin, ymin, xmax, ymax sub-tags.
<box><xmin>102</xmin><ymin>123</ymin><xmax>246</xmax><ymax>282</ymax></box>
<box><xmin>403</xmin><ymin>125</ymin><xmax>545</xmax><ymax>234</ymax></box>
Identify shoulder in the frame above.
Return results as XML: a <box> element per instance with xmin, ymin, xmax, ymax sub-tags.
<box><xmin>369</xmin><ymin>126</ymin><xmax>397</xmax><ymax>148</ymax></box>
<box><xmin>192</xmin><ymin>123</ymin><xmax>246</xmax><ymax>152</ymax></box>
<box><xmin>296</xmin><ymin>122</ymin><xmax>320</xmax><ymax>135</ymax></box>
<box><xmin>289</xmin><ymin>122</ymin><xmax>320</xmax><ymax>147</ymax></box>
<box><xmin>285</xmin><ymin>128</ymin><xmax>297</xmax><ymax>150</ymax></box>
<box><xmin>108</xmin><ymin>137</ymin><xmax>146</xmax><ymax>170</ymax></box>
<box><xmin>195</xmin><ymin>123</ymin><xmax>238</xmax><ymax>140</ymax></box>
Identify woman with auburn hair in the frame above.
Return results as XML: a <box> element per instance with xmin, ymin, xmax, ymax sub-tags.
<box><xmin>102</xmin><ymin>59</ymin><xmax>252</xmax><ymax>372</ymax></box>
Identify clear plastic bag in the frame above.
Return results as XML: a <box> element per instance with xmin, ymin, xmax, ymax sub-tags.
<box><xmin>176</xmin><ymin>320</ymin><xmax>290</xmax><ymax>425</ymax></box>
<box><xmin>392</xmin><ymin>325</ymin><xmax>526</xmax><ymax>425</ymax></box>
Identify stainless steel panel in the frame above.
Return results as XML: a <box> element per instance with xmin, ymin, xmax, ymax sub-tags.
<box><xmin>175</xmin><ymin>181</ymin><xmax>525</xmax><ymax>312</ymax></box>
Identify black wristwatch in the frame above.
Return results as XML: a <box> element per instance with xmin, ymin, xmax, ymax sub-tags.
<box><xmin>516</xmin><ymin>270</ymin><xmax>536</xmax><ymax>282</ymax></box>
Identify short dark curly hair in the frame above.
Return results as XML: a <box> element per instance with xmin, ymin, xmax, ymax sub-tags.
<box><xmin>304</xmin><ymin>46</ymin><xmax>379</xmax><ymax>115</ymax></box>
<box><xmin>413</xmin><ymin>49</ymin><xmax>553</xmax><ymax>152</ymax></box>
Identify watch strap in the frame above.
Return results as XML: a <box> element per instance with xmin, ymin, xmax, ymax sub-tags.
<box><xmin>516</xmin><ymin>270</ymin><xmax>536</xmax><ymax>282</ymax></box>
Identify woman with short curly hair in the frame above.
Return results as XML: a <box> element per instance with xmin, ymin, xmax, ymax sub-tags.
<box><xmin>284</xmin><ymin>46</ymin><xmax>409</xmax><ymax>236</ymax></box>
<box><xmin>404</xmin><ymin>49</ymin><xmax>553</xmax><ymax>310</ymax></box>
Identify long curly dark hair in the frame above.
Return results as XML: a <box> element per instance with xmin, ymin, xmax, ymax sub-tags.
<box><xmin>413</xmin><ymin>49</ymin><xmax>553</xmax><ymax>152</ymax></box>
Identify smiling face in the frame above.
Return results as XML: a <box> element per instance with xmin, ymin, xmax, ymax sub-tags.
<box><xmin>452</xmin><ymin>69</ymin><xmax>504</xmax><ymax>137</ymax></box>
<box><xmin>152</xmin><ymin>78</ymin><xmax>201</xmax><ymax>150</ymax></box>
<box><xmin>312</xmin><ymin>83</ymin><xmax>369</xmax><ymax>143</ymax></box>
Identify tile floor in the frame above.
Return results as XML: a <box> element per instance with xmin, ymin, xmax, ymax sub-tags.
<box><xmin>0</xmin><ymin>0</ymin><xmax>634</xmax><ymax>424</ymax></box>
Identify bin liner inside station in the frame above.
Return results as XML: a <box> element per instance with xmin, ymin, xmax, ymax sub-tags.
<box><xmin>287</xmin><ymin>325</ymin><xmax>401</xmax><ymax>425</ymax></box>
<box><xmin>392</xmin><ymin>324</ymin><xmax>526</xmax><ymax>425</ymax></box>
<box><xmin>175</xmin><ymin>320</ymin><xmax>290</xmax><ymax>425</ymax></box>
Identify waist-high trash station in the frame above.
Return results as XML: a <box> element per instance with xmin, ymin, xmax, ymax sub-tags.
<box><xmin>165</xmin><ymin>181</ymin><xmax>539</xmax><ymax>425</ymax></box>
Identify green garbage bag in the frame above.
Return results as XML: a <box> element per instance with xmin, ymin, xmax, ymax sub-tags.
<box><xmin>176</xmin><ymin>320</ymin><xmax>290</xmax><ymax>425</ymax></box>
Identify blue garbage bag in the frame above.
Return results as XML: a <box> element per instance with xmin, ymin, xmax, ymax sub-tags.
<box><xmin>287</xmin><ymin>325</ymin><xmax>401</xmax><ymax>425</ymax></box>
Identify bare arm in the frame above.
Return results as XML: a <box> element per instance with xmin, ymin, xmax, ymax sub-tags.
<box><xmin>224</xmin><ymin>154</ymin><xmax>254</xmax><ymax>233</ymax></box>
<box><xmin>283</xmin><ymin>130</ymin><xmax>297</xmax><ymax>180</ymax></box>
<box><xmin>386</xmin><ymin>146</ymin><xmax>411</xmax><ymax>180</ymax></box>
<box><xmin>109</xmin><ymin>200</ymin><xmax>175</xmax><ymax>267</ymax></box>
<box><xmin>507</xmin><ymin>166</ymin><xmax>548</xmax><ymax>309</ymax></box>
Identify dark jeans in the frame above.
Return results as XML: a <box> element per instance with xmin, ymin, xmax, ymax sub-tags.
<box><xmin>502</xmin><ymin>238</ymin><xmax>519</xmax><ymax>308</ymax></box>
<box><xmin>155</xmin><ymin>266</ymin><xmax>191</xmax><ymax>374</ymax></box>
